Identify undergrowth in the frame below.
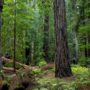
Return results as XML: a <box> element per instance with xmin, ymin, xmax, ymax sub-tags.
<box><xmin>33</xmin><ymin>65</ymin><xmax>90</xmax><ymax>90</ymax></box>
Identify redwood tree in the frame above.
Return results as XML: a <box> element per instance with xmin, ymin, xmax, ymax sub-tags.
<box><xmin>0</xmin><ymin>0</ymin><xmax>3</xmax><ymax>69</ymax></box>
<box><xmin>54</xmin><ymin>0</ymin><xmax>72</xmax><ymax>77</ymax></box>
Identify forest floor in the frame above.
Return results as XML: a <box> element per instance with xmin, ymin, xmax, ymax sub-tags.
<box><xmin>0</xmin><ymin>57</ymin><xmax>90</xmax><ymax>90</ymax></box>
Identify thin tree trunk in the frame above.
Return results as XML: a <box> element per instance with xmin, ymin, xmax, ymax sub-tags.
<box><xmin>54</xmin><ymin>0</ymin><xmax>72</xmax><ymax>78</ymax></box>
<box><xmin>87</xmin><ymin>1</ymin><xmax>90</xmax><ymax>57</ymax></box>
<box><xmin>72</xmin><ymin>0</ymin><xmax>80</xmax><ymax>64</ymax></box>
<box><xmin>13</xmin><ymin>0</ymin><xmax>16</xmax><ymax>72</ymax></box>
<box><xmin>43</xmin><ymin>0</ymin><xmax>49</xmax><ymax>63</ymax></box>
<box><xmin>72</xmin><ymin>30</ymin><xmax>78</xmax><ymax>64</ymax></box>
<box><xmin>43</xmin><ymin>15</ymin><xmax>49</xmax><ymax>63</ymax></box>
<box><xmin>72</xmin><ymin>19</ymin><xmax>80</xmax><ymax>64</ymax></box>
<box><xmin>0</xmin><ymin>0</ymin><xmax>3</xmax><ymax>69</ymax></box>
<box><xmin>25</xmin><ymin>46</ymin><xmax>31</xmax><ymax>65</ymax></box>
<box><xmin>0</xmin><ymin>15</ymin><xmax>2</xmax><ymax>69</ymax></box>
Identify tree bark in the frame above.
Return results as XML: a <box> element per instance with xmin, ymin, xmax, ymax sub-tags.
<box><xmin>54</xmin><ymin>0</ymin><xmax>72</xmax><ymax>78</ymax></box>
<box><xmin>0</xmin><ymin>0</ymin><xmax>3</xmax><ymax>69</ymax></box>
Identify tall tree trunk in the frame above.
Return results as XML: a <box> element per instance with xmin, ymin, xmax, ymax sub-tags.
<box><xmin>72</xmin><ymin>0</ymin><xmax>79</xmax><ymax>64</ymax></box>
<box><xmin>43</xmin><ymin>0</ymin><xmax>49</xmax><ymax>63</ymax></box>
<box><xmin>13</xmin><ymin>0</ymin><xmax>16</xmax><ymax>72</ymax></box>
<box><xmin>72</xmin><ymin>30</ymin><xmax>78</xmax><ymax>64</ymax></box>
<box><xmin>54</xmin><ymin>0</ymin><xmax>72</xmax><ymax>78</ymax></box>
<box><xmin>25</xmin><ymin>0</ymin><xmax>32</xmax><ymax>65</ymax></box>
<box><xmin>0</xmin><ymin>0</ymin><xmax>3</xmax><ymax>69</ymax></box>
<box><xmin>43</xmin><ymin>15</ymin><xmax>49</xmax><ymax>63</ymax></box>
<box><xmin>87</xmin><ymin>1</ymin><xmax>90</xmax><ymax>57</ymax></box>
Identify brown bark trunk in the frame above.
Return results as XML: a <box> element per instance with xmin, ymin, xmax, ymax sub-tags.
<box><xmin>54</xmin><ymin>0</ymin><xmax>72</xmax><ymax>78</ymax></box>
<box><xmin>0</xmin><ymin>0</ymin><xmax>3</xmax><ymax>69</ymax></box>
<box><xmin>43</xmin><ymin>15</ymin><xmax>49</xmax><ymax>63</ymax></box>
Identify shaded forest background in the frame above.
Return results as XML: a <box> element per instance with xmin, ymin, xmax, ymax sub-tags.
<box><xmin>1</xmin><ymin>0</ymin><xmax>90</xmax><ymax>66</ymax></box>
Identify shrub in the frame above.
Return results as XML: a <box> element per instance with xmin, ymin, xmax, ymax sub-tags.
<box><xmin>38</xmin><ymin>61</ymin><xmax>47</xmax><ymax>67</ymax></box>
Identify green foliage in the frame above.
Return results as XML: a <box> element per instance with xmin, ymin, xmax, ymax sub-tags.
<box><xmin>78</xmin><ymin>57</ymin><xmax>90</xmax><ymax>66</ymax></box>
<box><xmin>0</xmin><ymin>0</ymin><xmax>90</xmax><ymax>89</ymax></box>
<box><xmin>35</xmin><ymin>78</ymin><xmax>78</xmax><ymax>90</ymax></box>
<box><xmin>72</xmin><ymin>65</ymin><xmax>90</xmax><ymax>81</ymax></box>
<box><xmin>38</xmin><ymin>60</ymin><xmax>47</xmax><ymax>67</ymax></box>
<box><xmin>32</xmin><ymin>69</ymin><xmax>42</xmax><ymax>76</ymax></box>
<box><xmin>72</xmin><ymin>65</ymin><xmax>89</xmax><ymax>74</ymax></box>
<box><xmin>1</xmin><ymin>0</ymin><xmax>55</xmax><ymax>64</ymax></box>
<box><xmin>33</xmin><ymin>65</ymin><xmax>90</xmax><ymax>90</ymax></box>
<box><xmin>0</xmin><ymin>70</ymin><xmax>4</xmax><ymax>78</ymax></box>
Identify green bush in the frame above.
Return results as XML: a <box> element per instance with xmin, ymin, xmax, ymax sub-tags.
<box><xmin>72</xmin><ymin>65</ymin><xmax>90</xmax><ymax>82</ymax></box>
<box><xmin>72</xmin><ymin>65</ymin><xmax>89</xmax><ymax>75</ymax></box>
<box><xmin>34</xmin><ymin>65</ymin><xmax>90</xmax><ymax>90</ymax></box>
<box><xmin>38</xmin><ymin>60</ymin><xmax>47</xmax><ymax>67</ymax></box>
<box><xmin>32</xmin><ymin>69</ymin><xmax>42</xmax><ymax>75</ymax></box>
<box><xmin>35</xmin><ymin>78</ymin><xmax>78</xmax><ymax>90</ymax></box>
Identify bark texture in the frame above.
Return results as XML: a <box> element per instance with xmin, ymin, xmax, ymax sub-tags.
<box><xmin>54</xmin><ymin>0</ymin><xmax>72</xmax><ymax>78</ymax></box>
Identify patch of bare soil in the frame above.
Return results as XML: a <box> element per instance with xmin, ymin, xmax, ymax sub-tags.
<box><xmin>41</xmin><ymin>63</ymin><xmax>54</xmax><ymax>71</ymax></box>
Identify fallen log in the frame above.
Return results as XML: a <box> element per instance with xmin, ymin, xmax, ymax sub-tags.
<box><xmin>2</xmin><ymin>57</ymin><xmax>30</xmax><ymax>69</ymax></box>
